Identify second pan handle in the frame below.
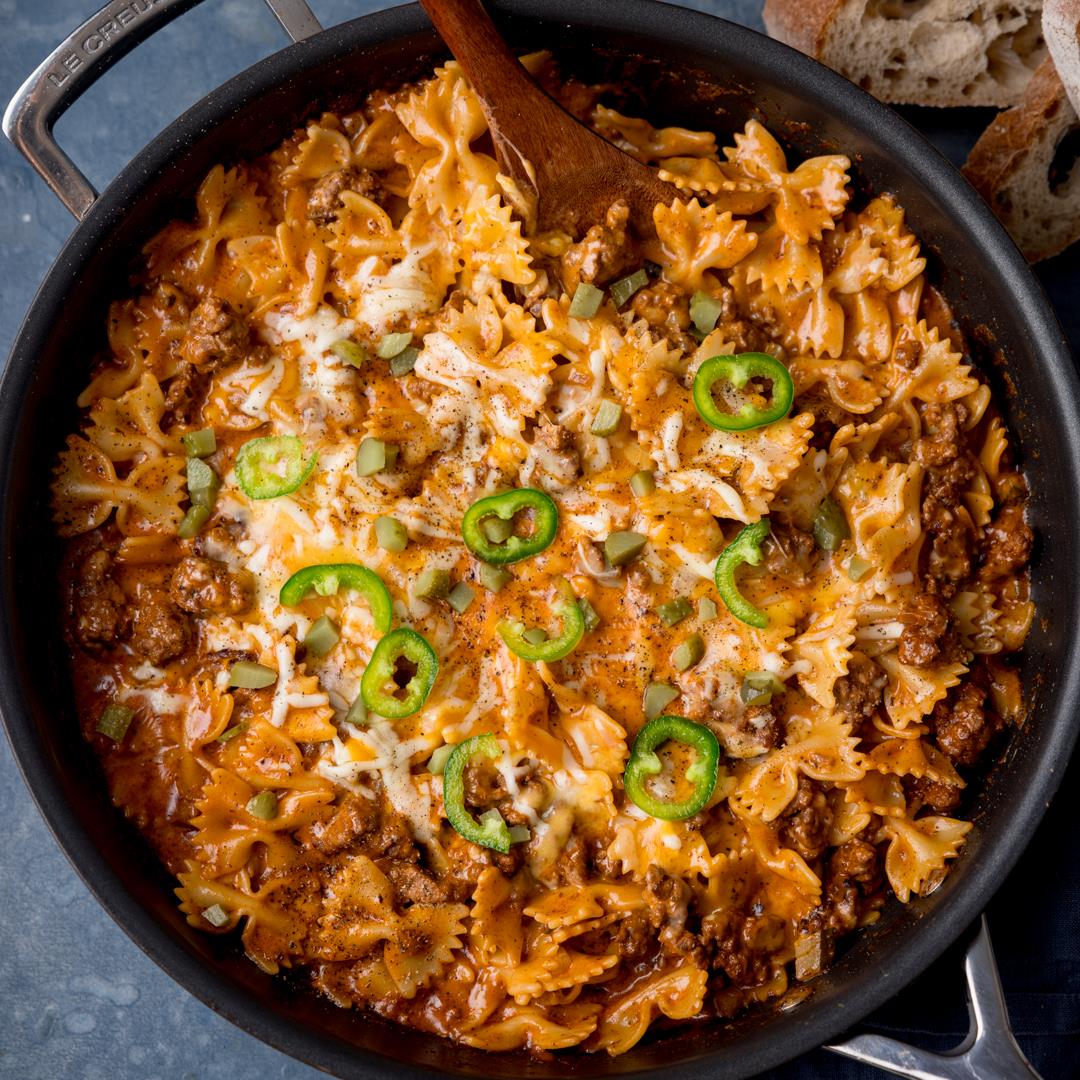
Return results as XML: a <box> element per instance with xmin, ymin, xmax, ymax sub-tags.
<box><xmin>2</xmin><ymin>0</ymin><xmax>323</xmax><ymax>219</ymax></box>
<box><xmin>825</xmin><ymin>916</ymin><xmax>1041</xmax><ymax>1080</ymax></box>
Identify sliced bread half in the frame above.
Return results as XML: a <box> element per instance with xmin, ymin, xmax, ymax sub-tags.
<box><xmin>1044</xmin><ymin>0</ymin><xmax>1080</xmax><ymax>113</ymax></box>
<box><xmin>963</xmin><ymin>56</ymin><xmax>1080</xmax><ymax>260</ymax></box>
<box><xmin>763</xmin><ymin>0</ymin><xmax>1046</xmax><ymax>107</ymax></box>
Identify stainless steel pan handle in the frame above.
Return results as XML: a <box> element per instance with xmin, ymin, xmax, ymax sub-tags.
<box><xmin>826</xmin><ymin>916</ymin><xmax>1041</xmax><ymax>1080</ymax></box>
<box><xmin>2</xmin><ymin>0</ymin><xmax>323</xmax><ymax>219</ymax></box>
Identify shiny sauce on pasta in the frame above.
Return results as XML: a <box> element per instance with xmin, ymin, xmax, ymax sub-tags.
<box><xmin>54</xmin><ymin>56</ymin><xmax>1033</xmax><ymax>1054</ymax></box>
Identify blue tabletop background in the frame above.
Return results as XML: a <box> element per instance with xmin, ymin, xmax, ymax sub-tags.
<box><xmin>1</xmin><ymin>1</ymin><xmax>1078</xmax><ymax>1077</ymax></box>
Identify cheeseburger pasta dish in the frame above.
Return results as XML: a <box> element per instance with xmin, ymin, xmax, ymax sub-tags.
<box><xmin>53</xmin><ymin>57</ymin><xmax>1034</xmax><ymax>1054</ymax></box>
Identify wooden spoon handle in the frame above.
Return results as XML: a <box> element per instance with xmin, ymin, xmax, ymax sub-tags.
<box><xmin>419</xmin><ymin>0</ymin><xmax>531</xmax><ymax>106</ymax></box>
<box><xmin>419</xmin><ymin>0</ymin><xmax>680</xmax><ymax>236</ymax></box>
<box><xmin>418</xmin><ymin>0</ymin><xmax>569</xmax><ymax>193</ymax></box>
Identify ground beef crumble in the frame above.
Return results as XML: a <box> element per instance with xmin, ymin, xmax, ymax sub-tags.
<box><xmin>701</xmin><ymin>907</ymin><xmax>786</xmax><ymax>987</ymax></box>
<box><xmin>711</xmin><ymin>699</ymin><xmax>783</xmax><ymax>758</ymax></box>
<box><xmin>932</xmin><ymin>682</ymin><xmax>997</xmax><ymax>767</ymax></box>
<box><xmin>914</xmin><ymin>403</ymin><xmax>981</xmax><ymax>597</ymax></box>
<box><xmin>72</xmin><ymin>547</ymin><xmax>129</xmax><ymax>650</ymax></box>
<box><xmin>298</xmin><ymin>794</ymin><xmax>380</xmax><ymax>857</ymax></box>
<box><xmin>307</xmin><ymin>165</ymin><xmax>383</xmax><ymax>224</ymax></box>
<box><xmin>778</xmin><ymin>778</ymin><xmax>833</xmax><ymax>863</ymax></box>
<box><xmin>823</xmin><ymin>839</ymin><xmax>881</xmax><ymax>936</ymax></box>
<box><xmin>169</xmin><ymin>556</ymin><xmax>252</xmax><ymax>616</ymax></box>
<box><xmin>914</xmin><ymin>402</ymin><xmax>965</xmax><ymax>468</ymax></box>
<box><xmin>922</xmin><ymin>457</ymin><xmax>977</xmax><ymax>597</ymax></box>
<box><xmin>560</xmin><ymin>199</ymin><xmax>635</xmax><ymax>292</ymax></box>
<box><xmin>834</xmin><ymin>653</ymin><xmax>885</xmax><ymax>722</ymax></box>
<box><xmin>906</xmin><ymin>774</ymin><xmax>962</xmax><ymax>814</ymax></box>
<box><xmin>180</xmin><ymin>297</ymin><xmax>253</xmax><ymax>370</ymax></box>
<box><xmin>980</xmin><ymin>505</ymin><xmax>1033</xmax><ymax>581</ymax></box>
<box><xmin>764</xmin><ymin>520</ymin><xmax>816</xmax><ymax>586</ymax></box>
<box><xmin>163</xmin><ymin>363</ymin><xmax>209</xmax><ymax>427</ymax></box>
<box><xmin>378</xmin><ymin>859</ymin><xmax>451</xmax><ymax>905</ymax></box>
<box><xmin>70</xmin><ymin>543</ymin><xmax>189</xmax><ymax>665</ymax></box>
<box><xmin>897</xmin><ymin>594</ymin><xmax>955</xmax><ymax>667</ymax></box>
<box><xmin>630</xmin><ymin>279</ymin><xmax>698</xmax><ymax>353</ymax></box>
<box><xmin>532</xmin><ymin>420</ymin><xmax>581</xmax><ymax>487</ymax></box>
<box><xmin>128</xmin><ymin>586</ymin><xmax>189</xmax><ymax>665</ymax></box>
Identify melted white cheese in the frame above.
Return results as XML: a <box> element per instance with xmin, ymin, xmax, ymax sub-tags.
<box><xmin>659</xmin><ymin>412</ymin><xmax>684</xmax><ymax>471</ymax></box>
<box><xmin>318</xmin><ymin>721</ymin><xmax>437</xmax><ymax>841</ymax></box>
<box><xmin>216</xmin><ymin>355</ymin><xmax>285</xmax><ymax>423</ymax></box>
<box><xmin>350</xmin><ymin>249</ymin><xmax>442</xmax><ymax>334</ymax></box>
<box><xmin>120</xmin><ymin>686</ymin><xmax>189</xmax><ymax>714</ymax></box>
<box><xmin>269</xmin><ymin>640</ymin><xmax>297</xmax><ymax>728</ymax></box>
<box><xmin>264</xmin><ymin>305</ymin><xmax>357</xmax><ymax>358</ymax></box>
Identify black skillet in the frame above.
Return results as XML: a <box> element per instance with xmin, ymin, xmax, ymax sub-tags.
<box><xmin>2</xmin><ymin>1</ymin><xmax>1078</xmax><ymax>1077</ymax></box>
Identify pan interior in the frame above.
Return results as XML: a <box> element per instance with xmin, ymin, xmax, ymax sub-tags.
<box><xmin>1</xmin><ymin>4</ymin><xmax>1077</xmax><ymax>1078</ymax></box>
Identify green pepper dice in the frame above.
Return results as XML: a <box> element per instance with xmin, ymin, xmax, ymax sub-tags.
<box><xmin>96</xmin><ymin>703</ymin><xmax>135</xmax><ymax>742</ymax></box>
<box><xmin>812</xmin><ymin>496</ymin><xmax>851</xmax><ymax>552</ymax></box>
<box><xmin>279</xmin><ymin>563</ymin><xmax>393</xmax><ymax>633</ymax></box>
<box><xmin>177</xmin><ymin>504</ymin><xmax>210</xmax><ymax>540</ymax></box>
<box><xmin>740</xmin><ymin>670</ymin><xmax>787</xmax><ymax>708</ymax></box>
<box><xmin>360</xmin><ymin>627</ymin><xmax>438</xmax><ymax>719</ymax></box>
<box><xmin>497</xmin><ymin>579</ymin><xmax>585</xmax><ymax>662</ymax></box>
<box><xmin>235</xmin><ymin>436</ymin><xmax>317</xmax><ymax>499</ymax></box>
<box><xmin>714</xmin><ymin>519</ymin><xmax>771</xmax><ymax>628</ymax></box>
<box><xmin>461</xmin><ymin>488</ymin><xmax>558</xmax><ymax>565</ymax></box>
<box><xmin>441</xmin><ymin>734</ymin><xmax>512</xmax><ymax>853</ymax></box>
<box><xmin>623</xmin><ymin>715</ymin><xmax>720</xmax><ymax>820</ymax></box>
<box><xmin>182</xmin><ymin>427</ymin><xmax>217</xmax><ymax>458</ymax></box>
<box><xmin>692</xmin><ymin>352</ymin><xmax>794</xmax><ymax>431</ymax></box>
<box><xmin>568</xmin><ymin>282</ymin><xmax>603</xmax><ymax>319</ymax></box>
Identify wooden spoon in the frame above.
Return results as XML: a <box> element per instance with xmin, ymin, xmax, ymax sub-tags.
<box><xmin>418</xmin><ymin>0</ymin><xmax>681</xmax><ymax>238</ymax></box>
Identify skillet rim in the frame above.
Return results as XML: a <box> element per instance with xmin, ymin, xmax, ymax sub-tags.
<box><xmin>1</xmin><ymin>1</ymin><xmax>1078</xmax><ymax>1077</ymax></box>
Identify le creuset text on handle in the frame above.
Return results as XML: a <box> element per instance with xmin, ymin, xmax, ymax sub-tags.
<box><xmin>2</xmin><ymin>0</ymin><xmax>321</xmax><ymax>219</ymax></box>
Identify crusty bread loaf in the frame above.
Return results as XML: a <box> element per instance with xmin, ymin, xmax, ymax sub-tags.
<box><xmin>763</xmin><ymin>0</ymin><xmax>1046</xmax><ymax>107</ymax></box>
<box><xmin>963</xmin><ymin>56</ymin><xmax>1080</xmax><ymax>260</ymax></box>
<box><xmin>1044</xmin><ymin>0</ymin><xmax>1080</xmax><ymax>113</ymax></box>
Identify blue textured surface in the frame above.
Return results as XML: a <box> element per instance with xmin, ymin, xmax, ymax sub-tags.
<box><xmin>1</xmin><ymin>2</ymin><xmax>1077</xmax><ymax>1078</ymax></box>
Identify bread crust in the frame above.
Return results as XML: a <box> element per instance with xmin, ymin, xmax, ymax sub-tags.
<box><xmin>1044</xmin><ymin>0</ymin><xmax>1080</xmax><ymax>115</ymax></box>
<box><xmin>762</xmin><ymin>0</ymin><xmax>840</xmax><ymax>56</ymax></box>
<box><xmin>964</xmin><ymin>60</ymin><xmax>1067</xmax><ymax>198</ymax></box>
<box><xmin>963</xmin><ymin>58</ymin><xmax>1080</xmax><ymax>261</ymax></box>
